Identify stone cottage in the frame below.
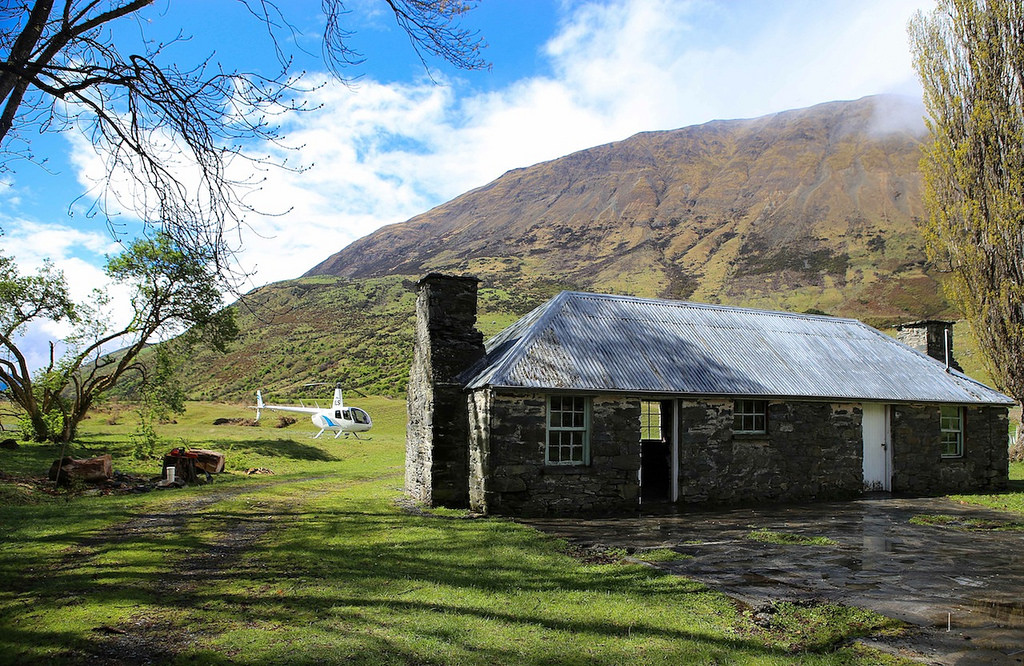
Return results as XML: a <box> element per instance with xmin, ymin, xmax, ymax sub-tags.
<box><xmin>406</xmin><ymin>274</ymin><xmax>1014</xmax><ymax>516</ymax></box>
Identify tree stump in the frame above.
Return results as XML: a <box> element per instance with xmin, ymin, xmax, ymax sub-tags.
<box><xmin>48</xmin><ymin>455</ymin><xmax>113</xmax><ymax>485</ymax></box>
<box><xmin>162</xmin><ymin>454</ymin><xmax>199</xmax><ymax>484</ymax></box>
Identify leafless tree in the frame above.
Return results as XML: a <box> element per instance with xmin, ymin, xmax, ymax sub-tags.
<box><xmin>0</xmin><ymin>1</ymin><xmax>486</xmax><ymax>272</ymax></box>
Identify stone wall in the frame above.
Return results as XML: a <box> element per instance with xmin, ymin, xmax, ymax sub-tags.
<box><xmin>405</xmin><ymin>274</ymin><xmax>485</xmax><ymax>508</ymax></box>
<box><xmin>677</xmin><ymin>399</ymin><xmax>863</xmax><ymax>503</ymax></box>
<box><xmin>893</xmin><ymin>321</ymin><xmax>961</xmax><ymax>371</ymax></box>
<box><xmin>469</xmin><ymin>390</ymin><xmax>641</xmax><ymax>516</ymax></box>
<box><xmin>892</xmin><ymin>404</ymin><xmax>1008</xmax><ymax>494</ymax></box>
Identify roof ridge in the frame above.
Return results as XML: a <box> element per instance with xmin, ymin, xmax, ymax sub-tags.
<box><xmin>562</xmin><ymin>291</ymin><xmax>862</xmax><ymax>324</ymax></box>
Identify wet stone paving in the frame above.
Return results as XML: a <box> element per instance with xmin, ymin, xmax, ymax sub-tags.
<box><xmin>524</xmin><ymin>496</ymin><xmax>1024</xmax><ymax>665</ymax></box>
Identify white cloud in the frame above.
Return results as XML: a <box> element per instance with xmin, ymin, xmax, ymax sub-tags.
<box><xmin>226</xmin><ymin>0</ymin><xmax>932</xmax><ymax>287</ymax></box>
<box><xmin>0</xmin><ymin>221</ymin><xmax>134</xmax><ymax>372</ymax></box>
<box><xmin>20</xmin><ymin>0</ymin><xmax>932</xmax><ymax>295</ymax></box>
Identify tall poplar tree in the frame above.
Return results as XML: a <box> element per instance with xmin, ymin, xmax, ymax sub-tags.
<box><xmin>909</xmin><ymin>0</ymin><xmax>1024</xmax><ymax>437</ymax></box>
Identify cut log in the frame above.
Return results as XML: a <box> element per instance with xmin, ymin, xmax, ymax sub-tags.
<box><xmin>190</xmin><ymin>449</ymin><xmax>226</xmax><ymax>474</ymax></box>
<box><xmin>48</xmin><ymin>455</ymin><xmax>113</xmax><ymax>485</ymax></box>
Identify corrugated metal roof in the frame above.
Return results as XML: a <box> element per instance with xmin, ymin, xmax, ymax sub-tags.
<box><xmin>462</xmin><ymin>291</ymin><xmax>1014</xmax><ymax>405</ymax></box>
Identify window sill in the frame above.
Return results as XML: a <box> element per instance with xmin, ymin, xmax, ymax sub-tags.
<box><xmin>733</xmin><ymin>432</ymin><xmax>769</xmax><ymax>441</ymax></box>
<box><xmin>543</xmin><ymin>464</ymin><xmax>589</xmax><ymax>474</ymax></box>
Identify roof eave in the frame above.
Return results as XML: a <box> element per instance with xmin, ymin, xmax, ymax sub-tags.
<box><xmin>468</xmin><ymin>383</ymin><xmax>1016</xmax><ymax>407</ymax></box>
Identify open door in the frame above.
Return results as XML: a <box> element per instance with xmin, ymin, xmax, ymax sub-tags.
<box><xmin>639</xmin><ymin>400</ymin><xmax>673</xmax><ymax>503</ymax></box>
<box><xmin>862</xmin><ymin>403</ymin><xmax>892</xmax><ymax>492</ymax></box>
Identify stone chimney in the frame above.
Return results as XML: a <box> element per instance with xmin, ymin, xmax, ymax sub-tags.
<box><xmin>406</xmin><ymin>274</ymin><xmax>486</xmax><ymax>508</ymax></box>
<box><xmin>894</xmin><ymin>320</ymin><xmax>962</xmax><ymax>371</ymax></box>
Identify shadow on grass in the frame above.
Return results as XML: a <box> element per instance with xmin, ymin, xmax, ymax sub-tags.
<box><xmin>226</xmin><ymin>438</ymin><xmax>340</xmax><ymax>462</ymax></box>
<box><xmin>0</xmin><ymin>484</ymin><xmax>885</xmax><ymax>664</ymax></box>
<box><xmin>70</xmin><ymin>433</ymin><xmax>340</xmax><ymax>463</ymax></box>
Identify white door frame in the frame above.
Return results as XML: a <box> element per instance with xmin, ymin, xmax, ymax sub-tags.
<box><xmin>672</xmin><ymin>399</ymin><xmax>680</xmax><ymax>501</ymax></box>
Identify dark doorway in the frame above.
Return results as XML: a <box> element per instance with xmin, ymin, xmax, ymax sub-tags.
<box><xmin>640</xmin><ymin>399</ymin><xmax>673</xmax><ymax>503</ymax></box>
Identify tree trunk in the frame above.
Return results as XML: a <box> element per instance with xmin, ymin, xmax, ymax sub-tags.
<box><xmin>28</xmin><ymin>411</ymin><xmax>48</xmax><ymax>442</ymax></box>
<box><xmin>1010</xmin><ymin>429</ymin><xmax>1024</xmax><ymax>463</ymax></box>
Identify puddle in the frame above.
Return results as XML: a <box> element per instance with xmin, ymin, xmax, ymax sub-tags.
<box><xmin>833</xmin><ymin>556</ymin><xmax>863</xmax><ymax>571</ymax></box>
<box><xmin>844</xmin><ymin>582</ymin><xmax>879</xmax><ymax>591</ymax></box>
<box><xmin>741</xmin><ymin>573</ymin><xmax>786</xmax><ymax>585</ymax></box>
<box><xmin>966</xmin><ymin>600</ymin><xmax>1024</xmax><ymax>628</ymax></box>
<box><xmin>861</xmin><ymin>535</ymin><xmax>897</xmax><ymax>553</ymax></box>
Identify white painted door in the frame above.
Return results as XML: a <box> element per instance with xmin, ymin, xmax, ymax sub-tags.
<box><xmin>862</xmin><ymin>403</ymin><xmax>891</xmax><ymax>491</ymax></box>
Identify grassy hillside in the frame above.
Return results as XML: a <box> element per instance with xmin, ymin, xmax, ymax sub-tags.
<box><xmin>170</xmin><ymin>96</ymin><xmax>1003</xmax><ymax>401</ymax></box>
<box><xmin>180</xmin><ymin>275</ymin><xmax>575</xmax><ymax>402</ymax></box>
<box><xmin>172</xmin><ymin>269</ymin><xmax>995</xmax><ymax>403</ymax></box>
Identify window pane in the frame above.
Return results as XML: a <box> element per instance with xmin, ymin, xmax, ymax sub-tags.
<box><xmin>733</xmin><ymin>400</ymin><xmax>767</xmax><ymax>433</ymax></box>
<box><xmin>547</xmin><ymin>396</ymin><xmax>590</xmax><ymax>465</ymax></box>
<box><xmin>641</xmin><ymin>401</ymin><xmax>662</xmax><ymax>440</ymax></box>
<box><xmin>940</xmin><ymin>405</ymin><xmax>963</xmax><ymax>457</ymax></box>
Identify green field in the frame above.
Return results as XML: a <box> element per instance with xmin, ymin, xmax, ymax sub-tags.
<box><xmin>6</xmin><ymin>402</ymin><xmax>1020</xmax><ymax>664</ymax></box>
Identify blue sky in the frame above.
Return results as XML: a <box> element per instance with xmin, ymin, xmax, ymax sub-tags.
<box><xmin>1</xmin><ymin>0</ymin><xmax>931</xmax><ymax>368</ymax></box>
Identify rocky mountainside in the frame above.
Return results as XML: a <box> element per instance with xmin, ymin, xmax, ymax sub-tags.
<box><xmin>307</xmin><ymin>95</ymin><xmax>947</xmax><ymax>323</ymax></box>
<box><xmin>179</xmin><ymin>96</ymin><xmax>989</xmax><ymax>402</ymax></box>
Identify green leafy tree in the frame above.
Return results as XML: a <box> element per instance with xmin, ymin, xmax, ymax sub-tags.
<box><xmin>130</xmin><ymin>343</ymin><xmax>185</xmax><ymax>458</ymax></box>
<box><xmin>909</xmin><ymin>2</ymin><xmax>1024</xmax><ymax>419</ymax></box>
<box><xmin>0</xmin><ymin>233</ymin><xmax>237</xmax><ymax>442</ymax></box>
<box><xmin>0</xmin><ymin>253</ymin><xmax>78</xmax><ymax>440</ymax></box>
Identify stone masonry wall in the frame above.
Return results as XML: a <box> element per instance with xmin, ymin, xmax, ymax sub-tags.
<box><xmin>470</xmin><ymin>391</ymin><xmax>641</xmax><ymax>516</ymax></box>
<box><xmin>893</xmin><ymin>321</ymin><xmax>961</xmax><ymax>371</ymax></box>
<box><xmin>677</xmin><ymin>399</ymin><xmax>863</xmax><ymax>504</ymax></box>
<box><xmin>892</xmin><ymin>405</ymin><xmax>1008</xmax><ymax>494</ymax></box>
<box><xmin>405</xmin><ymin>275</ymin><xmax>485</xmax><ymax>508</ymax></box>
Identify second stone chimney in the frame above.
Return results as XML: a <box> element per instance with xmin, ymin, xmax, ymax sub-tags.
<box><xmin>894</xmin><ymin>320</ymin><xmax>962</xmax><ymax>371</ymax></box>
<box><xmin>405</xmin><ymin>274</ymin><xmax>486</xmax><ymax>508</ymax></box>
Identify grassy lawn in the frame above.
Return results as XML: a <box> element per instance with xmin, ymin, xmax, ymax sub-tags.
<box><xmin>1</xmin><ymin>401</ymin><xmax>905</xmax><ymax>664</ymax></box>
<box><xmin>745</xmin><ymin>530</ymin><xmax>838</xmax><ymax>547</ymax></box>
<box><xmin>951</xmin><ymin>461</ymin><xmax>1024</xmax><ymax>516</ymax></box>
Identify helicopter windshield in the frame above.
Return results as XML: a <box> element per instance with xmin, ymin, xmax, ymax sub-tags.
<box><xmin>351</xmin><ymin>408</ymin><xmax>371</xmax><ymax>425</ymax></box>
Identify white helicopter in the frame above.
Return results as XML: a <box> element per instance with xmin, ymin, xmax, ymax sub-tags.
<box><xmin>254</xmin><ymin>383</ymin><xmax>372</xmax><ymax>439</ymax></box>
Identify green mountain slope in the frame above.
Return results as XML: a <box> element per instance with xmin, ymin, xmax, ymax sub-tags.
<box><xmin>182</xmin><ymin>96</ymin><xmax>974</xmax><ymax>401</ymax></box>
<box><xmin>182</xmin><ymin>276</ymin><xmax>568</xmax><ymax>401</ymax></box>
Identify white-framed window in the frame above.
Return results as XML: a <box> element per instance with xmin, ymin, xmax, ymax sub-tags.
<box><xmin>733</xmin><ymin>399</ymin><xmax>768</xmax><ymax>434</ymax></box>
<box><xmin>640</xmin><ymin>400</ymin><xmax>662</xmax><ymax>440</ymax></box>
<box><xmin>546</xmin><ymin>395</ymin><xmax>590</xmax><ymax>465</ymax></box>
<box><xmin>940</xmin><ymin>405</ymin><xmax>964</xmax><ymax>458</ymax></box>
